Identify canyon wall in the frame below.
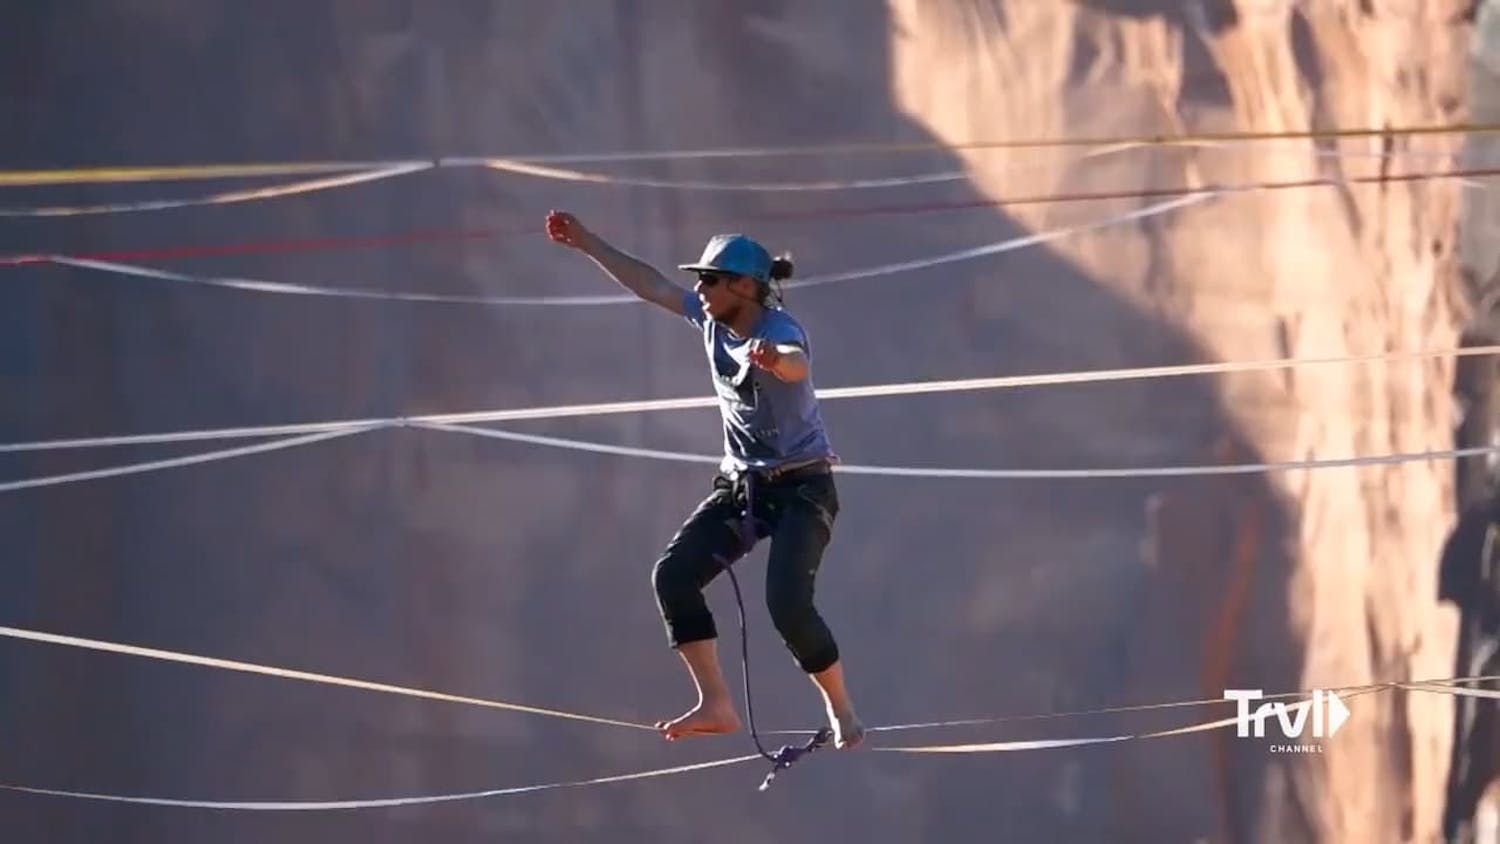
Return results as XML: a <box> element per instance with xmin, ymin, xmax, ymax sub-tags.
<box><xmin>0</xmin><ymin>2</ymin><xmax>1485</xmax><ymax>841</ymax></box>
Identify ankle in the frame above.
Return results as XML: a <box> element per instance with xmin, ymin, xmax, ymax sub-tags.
<box><xmin>697</xmin><ymin>688</ymin><xmax>733</xmax><ymax>707</ymax></box>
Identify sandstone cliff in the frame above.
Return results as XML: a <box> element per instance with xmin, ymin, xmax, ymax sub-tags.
<box><xmin>890</xmin><ymin>2</ymin><xmax>1476</xmax><ymax>841</ymax></box>
<box><xmin>0</xmin><ymin>2</ymin><xmax>1487</xmax><ymax>843</ymax></box>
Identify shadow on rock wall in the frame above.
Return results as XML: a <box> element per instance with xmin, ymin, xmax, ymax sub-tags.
<box><xmin>0</xmin><ymin>2</ymin><xmax>1304</xmax><ymax>842</ymax></box>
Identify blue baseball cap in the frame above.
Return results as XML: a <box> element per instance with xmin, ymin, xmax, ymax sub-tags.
<box><xmin>678</xmin><ymin>233</ymin><xmax>772</xmax><ymax>282</ymax></box>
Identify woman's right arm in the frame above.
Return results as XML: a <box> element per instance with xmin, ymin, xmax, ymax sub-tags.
<box><xmin>545</xmin><ymin>210</ymin><xmax>687</xmax><ymax>314</ymax></box>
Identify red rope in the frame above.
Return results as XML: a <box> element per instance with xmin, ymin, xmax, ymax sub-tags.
<box><xmin>4</xmin><ymin>166</ymin><xmax>1493</xmax><ymax>268</ymax></box>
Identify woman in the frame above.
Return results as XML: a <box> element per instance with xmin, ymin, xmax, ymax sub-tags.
<box><xmin>545</xmin><ymin>210</ymin><xmax>864</xmax><ymax>750</ymax></box>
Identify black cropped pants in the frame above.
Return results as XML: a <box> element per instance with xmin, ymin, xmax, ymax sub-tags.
<box><xmin>651</xmin><ymin>465</ymin><xmax>841</xmax><ymax>674</ymax></box>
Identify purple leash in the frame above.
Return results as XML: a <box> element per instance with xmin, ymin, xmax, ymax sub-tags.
<box><xmin>715</xmin><ymin>469</ymin><xmax>834</xmax><ymax>791</ymax></box>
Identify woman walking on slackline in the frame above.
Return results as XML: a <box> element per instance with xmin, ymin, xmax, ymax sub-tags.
<box><xmin>545</xmin><ymin>210</ymin><xmax>864</xmax><ymax>751</ymax></box>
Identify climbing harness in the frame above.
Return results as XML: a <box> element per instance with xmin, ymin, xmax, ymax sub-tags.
<box><xmin>759</xmin><ymin>727</ymin><xmax>833</xmax><ymax>791</ymax></box>
<box><xmin>713</xmin><ymin>466</ymin><xmax>834</xmax><ymax>791</ymax></box>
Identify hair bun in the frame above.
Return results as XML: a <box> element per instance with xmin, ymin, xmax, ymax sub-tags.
<box><xmin>769</xmin><ymin>255</ymin><xmax>794</xmax><ymax>281</ymax></box>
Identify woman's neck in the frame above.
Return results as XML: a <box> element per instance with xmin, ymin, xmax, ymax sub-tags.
<box><xmin>727</xmin><ymin>302</ymin><xmax>764</xmax><ymax>339</ymax></box>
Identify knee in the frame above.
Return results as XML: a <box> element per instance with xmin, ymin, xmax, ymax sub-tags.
<box><xmin>652</xmin><ymin>550</ymin><xmax>705</xmax><ymax>603</ymax></box>
<box><xmin>765</xmin><ymin>581</ymin><xmax>813</xmax><ymax>633</ymax></box>
<box><xmin>767</xmin><ymin>587</ymin><xmax>837</xmax><ymax>673</ymax></box>
<box><xmin>651</xmin><ymin>555</ymin><xmax>678</xmax><ymax>601</ymax></box>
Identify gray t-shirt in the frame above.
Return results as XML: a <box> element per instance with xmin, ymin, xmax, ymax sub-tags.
<box><xmin>679</xmin><ymin>290</ymin><xmax>836</xmax><ymax>473</ymax></box>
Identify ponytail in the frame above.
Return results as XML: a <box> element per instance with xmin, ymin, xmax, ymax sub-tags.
<box><xmin>762</xmin><ymin>254</ymin><xmax>794</xmax><ymax>306</ymax></box>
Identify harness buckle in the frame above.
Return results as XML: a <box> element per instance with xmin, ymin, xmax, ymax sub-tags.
<box><xmin>757</xmin><ymin>727</ymin><xmax>833</xmax><ymax>791</ymax></box>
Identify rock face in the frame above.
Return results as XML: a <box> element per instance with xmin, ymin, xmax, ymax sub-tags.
<box><xmin>1471</xmin><ymin>0</ymin><xmax>1500</xmax><ymax>312</ymax></box>
<box><xmin>0</xmin><ymin>2</ymin><xmax>1483</xmax><ymax>843</ymax></box>
<box><xmin>889</xmin><ymin>3</ymin><xmax>1475</xmax><ymax>842</ymax></box>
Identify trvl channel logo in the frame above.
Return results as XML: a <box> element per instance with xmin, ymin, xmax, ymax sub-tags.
<box><xmin>1221</xmin><ymin>689</ymin><xmax>1351</xmax><ymax>753</ymax></box>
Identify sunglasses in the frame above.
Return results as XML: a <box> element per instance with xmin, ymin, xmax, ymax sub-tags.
<box><xmin>697</xmin><ymin>271</ymin><xmax>738</xmax><ymax>286</ymax></box>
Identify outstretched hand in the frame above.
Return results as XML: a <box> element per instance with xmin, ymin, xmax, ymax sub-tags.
<box><xmin>749</xmin><ymin>339</ymin><xmax>809</xmax><ymax>382</ymax></box>
<box><xmin>747</xmin><ymin>338</ymin><xmax>782</xmax><ymax>372</ymax></box>
<box><xmin>545</xmin><ymin>210</ymin><xmax>591</xmax><ymax>250</ymax></box>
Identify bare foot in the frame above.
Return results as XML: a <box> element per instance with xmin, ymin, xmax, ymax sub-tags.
<box><xmin>655</xmin><ymin>699</ymin><xmax>741</xmax><ymax>740</ymax></box>
<box><xmin>830</xmin><ymin>709</ymin><xmax>865</xmax><ymax>750</ymax></box>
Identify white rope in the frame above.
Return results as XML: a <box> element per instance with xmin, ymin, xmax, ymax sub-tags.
<box><xmin>483</xmin><ymin>158</ymin><xmax>970</xmax><ymax>191</ymax></box>
<box><xmin>875</xmin><ymin>685</ymin><xmax>1386</xmax><ymax>753</ymax></box>
<box><xmin>439</xmin><ymin>141</ymin><xmax>1151</xmax><ymax>168</ymax></box>
<box><xmin>831</xmin><ymin>447</ymin><xmax>1500</xmax><ymax>479</ymax></box>
<box><xmin>872</xmin><ymin>709</ymin><xmax>1262</xmax><ymax>753</ymax></box>
<box><xmin>416</xmin><ymin>422</ymin><xmax>718</xmax><ymax>465</ymax></box>
<box><xmin>0</xmin><ymin>165</ymin><xmax>433</xmax><ymax>218</ymax></box>
<box><xmin>0</xmin><ymin>426</ymin><xmax>382</xmax><ymax>494</ymax></box>
<box><xmin>422</xmin><ymin>421</ymin><xmax>1500</xmax><ymax>480</ymax></box>
<box><xmin>805</xmin><ymin>344</ymin><xmax>1500</xmax><ymax>401</ymax></box>
<box><xmin>0</xmin><ymin>419</ymin><xmax>386</xmax><ymax>454</ymax></box>
<box><xmin>476</xmin><ymin>140</ymin><xmax>1148</xmax><ymax>192</ymax></box>
<box><xmin>36</xmin><ymin>164</ymin><xmax>1492</xmax><ymax>303</ymax></box>
<box><xmin>875</xmin><ymin>680</ymin><xmax>1500</xmax><ymax>753</ymax></box>
<box><xmin>773</xmin><ymin>674</ymin><xmax>1500</xmax><ymax>737</ymax></box>
<box><xmin>35</xmin><ymin>193</ymin><xmax>1207</xmax><ymax>307</ymax></box>
<box><xmin>6</xmin><ymin>682</ymin><xmax>1482</xmax><ymax>812</ymax></box>
<box><xmin>10</xmin><ymin>620</ymin><xmax>1463</xmax><ymax>747</ymax></box>
<box><xmin>437</xmin><ymin>126</ymin><xmax>1499</xmax><ymax>165</ymax></box>
<box><xmin>0</xmin><ymin>626</ymin><xmax>1485</xmax><ymax>810</ymax></box>
<box><xmin>1</xmin><ymin>143</ymin><xmax>1127</xmax><ymax>188</ymax></box>
<box><xmin>782</xmin><ymin>194</ymin><xmax>1211</xmax><ymax>290</ymax></box>
<box><xmin>3</xmin><ymin>128</ymin><xmax>1485</xmax><ymax>187</ymax></box>
<box><xmin>0</xmin><ymin>624</ymin><xmax>653</xmax><ymax>731</ymax></box>
<box><xmin>43</xmin><ymin>254</ymin><xmax>618</xmax><ymax>306</ymax></box>
<box><xmin>0</xmin><ymin>755</ymin><xmax>759</xmax><ymax>811</ymax></box>
<box><xmin>5</xmin><ymin>344</ymin><xmax>1497</xmax><ymax>454</ymax></box>
<box><xmin>2</xmin><ymin>142</ymin><xmax>1474</xmax><ymax>217</ymax></box>
<box><xmin>30</xmin><ymin>162</ymin><xmax>1493</xmax><ymax>302</ymax></box>
<box><xmin>1400</xmin><ymin>682</ymin><xmax>1500</xmax><ymax>699</ymax></box>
